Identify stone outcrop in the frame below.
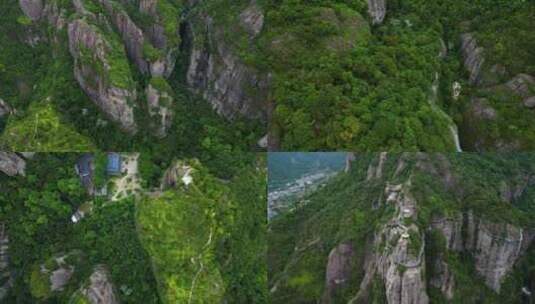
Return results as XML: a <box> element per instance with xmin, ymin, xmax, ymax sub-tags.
<box><xmin>465</xmin><ymin>214</ymin><xmax>534</xmax><ymax>292</ymax></box>
<box><xmin>0</xmin><ymin>98</ymin><xmax>11</xmax><ymax>118</ymax></box>
<box><xmin>80</xmin><ymin>266</ymin><xmax>118</xmax><ymax>304</ymax></box>
<box><xmin>161</xmin><ymin>161</ymin><xmax>194</xmax><ymax>189</ymax></box>
<box><xmin>19</xmin><ymin>0</ymin><xmax>66</xmax><ymax>29</ymax></box>
<box><xmin>37</xmin><ymin>251</ymin><xmax>83</xmax><ymax>294</ymax></box>
<box><xmin>138</xmin><ymin>0</ymin><xmax>179</xmax><ymax>77</ymax></box>
<box><xmin>505</xmin><ymin>74</ymin><xmax>535</xmax><ymax>108</ymax></box>
<box><xmin>19</xmin><ymin>0</ymin><xmax>43</xmax><ymax>21</ymax></box>
<box><xmin>367</xmin><ymin>0</ymin><xmax>386</xmax><ymax>25</ymax></box>
<box><xmin>68</xmin><ymin>18</ymin><xmax>137</xmax><ymax>133</ymax></box>
<box><xmin>239</xmin><ymin>0</ymin><xmax>264</xmax><ymax>37</ymax></box>
<box><xmin>0</xmin><ymin>223</ymin><xmax>13</xmax><ymax>301</ymax></box>
<box><xmin>366</xmin><ymin>152</ymin><xmax>387</xmax><ymax>180</ymax></box>
<box><xmin>345</xmin><ymin>152</ymin><xmax>356</xmax><ymax>173</ymax></box>
<box><xmin>460</xmin><ymin>34</ymin><xmax>485</xmax><ymax>85</ymax></box>
<box><xmin>146</xmin><ymin>80</ymin><xmax>174</xmax><ymax>138</ymax></box>
<box><xmin>186</xmin><ymin>8</ymin><xmax>269</xmax><ymax>121</ymax></box>
<box><xmin>430</xmin><ymin>212</ymin><xmax>534</xmax><ymax>294</ymax></box>
<box><xmin>354</xmin><ymin>182</ymin><xmax>429</xmax><ymax>304</ymax></box>
<box><xmin>321</xmin><ymin>242</ymin><xmax>356</xmax><ymax>303</ymax></box>
<box><xmin>99</xmin><ymin>0</ymin><xmax>150</xmax><ymax>75</ymax></box>
<box><xmin>0</xmin><ymin>152</ymin><xmax>26</xmax><ymax>176</ymax></box>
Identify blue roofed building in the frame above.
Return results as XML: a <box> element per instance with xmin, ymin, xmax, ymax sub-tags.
<box><xmin>107</xmin><ymin>153</ymin><xmax>121</xmax><ymax>175</ymax></box>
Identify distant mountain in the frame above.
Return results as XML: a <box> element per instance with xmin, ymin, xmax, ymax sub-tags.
<box><xmin>268</xmin><ymin>152</ymin><xmax>347</xmax><ymax>191</ymax></box>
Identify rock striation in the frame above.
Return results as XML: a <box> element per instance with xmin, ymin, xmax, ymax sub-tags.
<box><xmin>460</xmin><ymin>33</ymin><xmax>485</xmax><ymax>85</ymax></box>
<box><xmin>367</xmin><ymin>0</ymin><xmax>386</xmax><ymax>25</ymax></box>
<box><xmin>19</xmin><ymin>0</ymin><xmax>43</xmax><ymax>21</ymax></box>
<box><xmin>98</xmin><ymin>0</ymin><xmax>150</xmax><ymax>74</ymax></box>
<box><xmin>354</xmin><ymin>182</ymin><xmax>429</xmax><ymax>304</ymax></box>
<box><xmin>79</xmin><ymin>265</ymin><xmax>119</xmax><ymax>304</ymax></box>
<box><xmin>0</xmin><ymin>152</ymin><xmax>26</xmax><ymax>176</ymax></box>
<box><xmin>186</xmin><ymin>5</ymin><xmax>269</xmax><ymax>121</ymax></box>
<box><xmin>0</xmin><ymin>98</ymin><xmax>11</xmax><ymax>118</ymax></box>
<box><xmin>68</xmin><ymin>18</ymin><xmax>137</xmax><ymax>133</ymax></box>
<box><xmin>322</xmin><ymin>242</ymin><xmax>356</xmax><ymax>303</ymax></box>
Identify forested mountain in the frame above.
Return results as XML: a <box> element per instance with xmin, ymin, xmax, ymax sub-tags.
<box><xmin>266</xmin><ymin>0</ymin><xmax>535</xmax><ymax>151</ymax></box>
<box><xmin>0</xmin><ymin>152</ymin><xmax>266</xmax><ymax>303</ymax></box>
<box><xmin>1</xmin><ymin>0</ymin><xmax>533</xmax><ymax>152</ymax></box>
<box><xmin>269</xmin><ymin>153</ymin><xmax>535</xmax><ymax>303</ymax></box>
<box><xmin>0</xmin><ymin>0</ymin><xmax>265</xmax><ymax>151</ymax></box>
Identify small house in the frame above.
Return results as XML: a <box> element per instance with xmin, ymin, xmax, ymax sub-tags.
<box><xmin>107</xmin><ymin>153</ymin><xmax>121</xmax><ymax>175</ymax></box>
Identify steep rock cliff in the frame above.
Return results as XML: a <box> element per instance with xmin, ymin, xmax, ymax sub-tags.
<box><xmin>75</xmin><ymin>265</ymin><xmax>119</xmax><ymax>304</ymax></box>
<box><xmin>367</xmin><ymin>0</ymin><xmax>386</xmax><ymax>25</ymax></box>
<box><xmin>269</xmin><ymin>154</ymin><xmax>535</xmax><ymax>303</ymax></box>
<box><xmin>186</xmin><ymin>1</ymin><xmax>269</xmax><ymax>121</ymax></box>
<box><xmin>68</xmin><ymin>18</ymin><xmax>137</xmax><ymax>133</ymax></box>
<box><xmin>354</xmin><ymin>182</ymin><xmax>429</xmax><ymax>304</ymax></box>
<box><xmin>0</xmin><ymin>152</ymin><xmax>26</xmax><ymax>176</ymax></box>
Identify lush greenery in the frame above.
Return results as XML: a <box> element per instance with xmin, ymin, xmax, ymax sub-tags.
<box><xmin>0</xmin><ymin>152</ymin><xmax>266</xmax><ymax>303</ymax></box>
<box><xmin>0</xmin><ymin>0</ymin><xmax>263</xmax><ymax>154</ymax></box>
<box><xmin>268</xmin><ymin>153</ymin><xmax>535</xmax><ymax>303</ymax></box>
<box><xmin>262</xmin><ymin>0</ymin><xmax>535</xmax><ymax>151</ymax></box>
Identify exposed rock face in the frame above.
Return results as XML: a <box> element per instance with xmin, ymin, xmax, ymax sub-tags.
<box><xmin>506</xmin><ymin>74</ymin><xmax>535</xmax><ymax>108</ymax></box>
<box><xmin>345</xmin><ymin>152</ymin><xmax>356</xmax><ymax>173</ymax></box>
<box><xmin>138</xmin><ymin>0</ymin><xmax>179</xmax><ymax>77</ymax></box>
<box><xmin>80</xmin><ymin>266</ymin><xmax>118</xmax><ymax>304</ymax></box>
<box><xmin>367</xmin><ymin>0</ymin><xmax>386</xmax><ymax>24</ymax></box>
<box><xmin>429</xmin><ymin>254</ymin><xmax>455</xmax><ymax>300</ymax></box>
<box><xmin>366</xmin><ymin>152</ymin><xmax>387</xmax><ymax>180</ymax></box>
<box><xmin>99</xmin><ymin>0</ymin><xmax>149</xmax><ymax>74</ymax></box>
<box><xmin>430</xmin><ymin>211</ymin><xmax>534</xmax><ymax>294</ymax></box>
<box><xmin>525</xmin><ymin>97</ymin><xmax>535</xmax><ymax>108</ymax></box>
<box><xmin>257</xmin><ymin>134</ymin><xmax>268</xmax><ymax>149</ymax></box>
<box><xmin>430</xmin><ymin>215</ymin><xmax>463</xmax><ymax>252</ymax></box>
<box><xmin>68</xmin><ymin>19</ymin><xmax>137</xmax><ymax>133</ymax></box>
<box><xmin>146</xmin><ymin>81</ymin><xmax>174</xmax><ymax>138</ymax></box>
<box><xmin>0</xmin><ymin>223</ymin><xmax>13</xmax><ymax>301</ymax></box>
<box><xmin>19</xmin><ymin>0</ymin><xmax>43</xmax><ymax>21</ymax></box>
<box><xmin>470</xmin><ymin>98</ymin><xmax>497</xmax><ymax>120</ymax></box>
<box><xmin>0</xmin><ymin>98</ymin><xmax>11</xmax><ymax>118</ymax></box>
<box><xmin>239</xmin><ymin>0</ymin><xmax>264</xmax><ymax>37</ymax></box>
<box><xmin>321</xmin><ymin>242</ymin><xmax>356</xmax><ymax>303</ymax></box>
<box><xmin>465</xmin><ymin>215</ymin><xmax>534</xmax><ymax>292</ymax></box>
<box><xmin>42</xmin><ymin>253</ymin><xmax>79</xmax><ymax>292</ymax></box>
<box><xmin>460</xmin><ymin>34</ymin><xmax>485</xmax><ymax>85</ymax></box>
<box><xmin>499</xmin><ymin>175</ymin><xmax>533</xmax><ymax>204</ymax></box>
<box><xmin>0</xmin><ymin>152</ymin><xmax>26</xmax><ymax>176</ymax></box>
<box><xmin>161</xmin><ymin>161</ymin><xmax>194</xmax><ymax>189</ymax></box>
<box><xmin>186</xmin><ymin>10</ymin><xmax>269</xmax><ymax>121</ymax></box>
<box><xmin>354</xmin><ymin>182</ymin><xmax>429</xmax><ymax>304</ymax></box>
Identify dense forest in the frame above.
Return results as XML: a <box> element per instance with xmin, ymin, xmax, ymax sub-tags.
<box><xmin>0</xmin><ymin>0</ymin><xmax>264</xmax><ymax>152</ymax></box>
<box><xmin>265</xmin><ymin>0</ymin><xmax>535</xmax><ymax>151</ymax></box>
<box><xmin>1</xmin><ymin>0</ymin><xmax>533</xmax><ymax>152</ymax></box>
<box><xmin>0</xmin><ymin>151</ymin><xmax>267</xmax><ymax>303</ymax></box>
<box><xmin>269</xmin><ymin>153</ymin><xmax>535</xmax><ymax>303</ymax></box>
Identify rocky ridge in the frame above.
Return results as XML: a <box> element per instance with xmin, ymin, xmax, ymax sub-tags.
<box><xmin>186</xmin><ymin>1</ymin><xmax>269</xmax><ymax>121</ymax></box>
<box><xmin>0</xmin><ymin>152</ymin><xmax>26</xmax><ymax>176</ymax></box>
<box><xmin>328</xmin><ymin>154</ymin><xmax>534</xmax><ymax>302</ymax></box>
<box><xmin>68</xmin><ymin>15</ymin><xmax>137</xmax><ymax>133</ymax></box>
<box><xmin>367</xmin><ymin>0</ymin><xmax>387</xmax><ymax>25</ymax></box>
